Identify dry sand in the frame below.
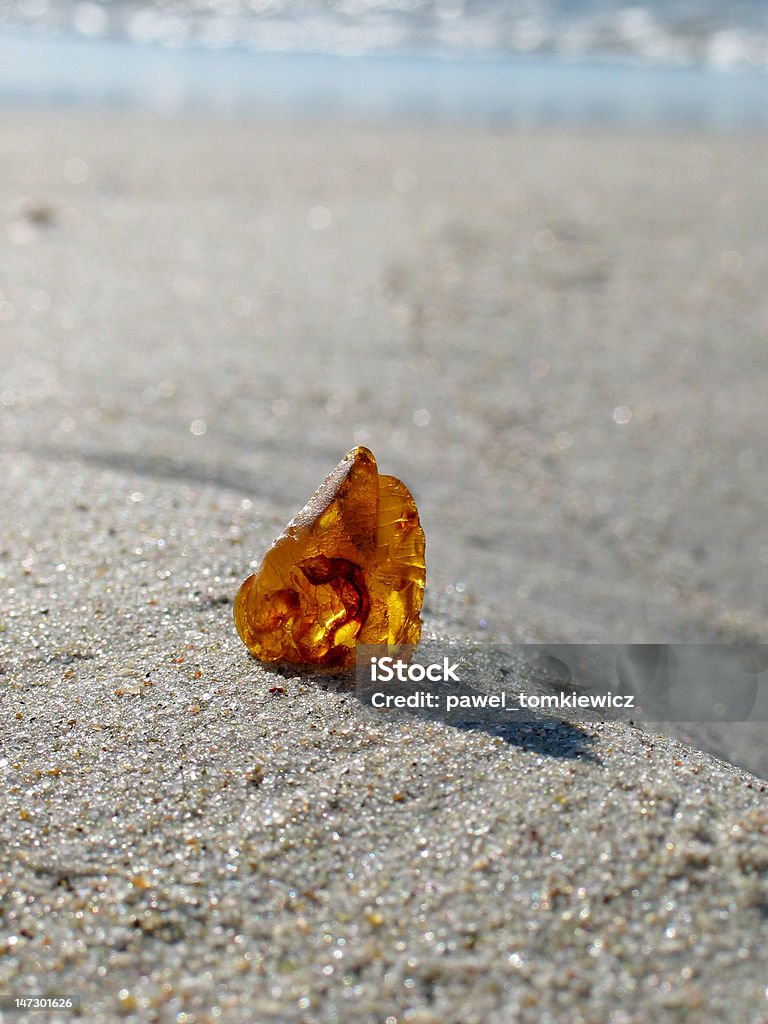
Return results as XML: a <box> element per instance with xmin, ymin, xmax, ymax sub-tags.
<box><xmin>1</xmin><ymin>112</ymin><xmax>767</xmax><ymax>1022</ymax></box>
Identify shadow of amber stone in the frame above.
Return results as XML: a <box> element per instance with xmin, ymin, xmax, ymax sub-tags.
<box><xmin>234</xmin><ymin>447</ymin><xmax>426</xmax><ymax>668</ymax></box>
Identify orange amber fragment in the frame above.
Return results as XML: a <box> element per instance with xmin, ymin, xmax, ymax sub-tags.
<box><xmin>234</xmin><ymin>447</ymin><xmax>426</xmax><ymax>668</ymax></box>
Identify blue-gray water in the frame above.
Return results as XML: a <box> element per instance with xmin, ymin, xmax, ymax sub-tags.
<box><xmin>2</xmin><ymin>30</ymin><xmax>768</xmax><ymax>127</ymax></box>
<box><xmin>1</xmin><ymin>0</ymin><xmax>767</xmax><ymax>126</ymax></box>
<box><xmin>2</xmin><ymin>0</ymin><xmax>768</xmax><ymax>69</ymax></box>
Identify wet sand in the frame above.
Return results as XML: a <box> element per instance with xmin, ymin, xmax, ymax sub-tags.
<box><xmin>1</xmin><ymin>112</ymin><xmax>767</xmax><ymax>1021</ymax></box>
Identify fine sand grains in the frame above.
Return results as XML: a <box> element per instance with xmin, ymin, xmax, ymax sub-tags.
<box><xmin>1</xmin><ymin>454</ymin><xmax>767</xmax><ymax>1023</ymax></box>
<box><xmin>1</xmin><ymin>113</ymin><xmax>767</xmax><ymax>1021</ymax></box>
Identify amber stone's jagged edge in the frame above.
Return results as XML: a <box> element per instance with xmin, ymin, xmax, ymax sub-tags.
<box><xmin>281</xmin><ymin>446</ymin><xmax>375</xmax><ymax>541</ymax></box>
<box><xmin>235</xmin><ymin>446</ymin><xmax>376</xmax><ymax>621</ymax></box>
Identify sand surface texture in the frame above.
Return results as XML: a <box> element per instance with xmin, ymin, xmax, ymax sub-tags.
<box><xmin>1</xmin><ymin>114</ymin><xmax>767</xmax><ymax>1022</ymax></box>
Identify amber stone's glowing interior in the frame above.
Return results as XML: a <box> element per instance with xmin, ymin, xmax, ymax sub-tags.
<box><xmin>233</xmin><ymin>447</ymin><xmax>426</xmax><ymax>667</ymax></box>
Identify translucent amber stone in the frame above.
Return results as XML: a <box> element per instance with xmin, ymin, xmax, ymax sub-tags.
<box><xmin>234</xmin><ymin>447</ymin><xmax>426</xmax><ymax>668</ymax></box>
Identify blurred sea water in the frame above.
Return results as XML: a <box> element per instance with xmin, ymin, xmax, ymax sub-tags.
<box><xmin>1</xmin><ymin>2</ymin><xmax>767</xmax><ymax>125</ymax></box>
<box><xmin>3</xmin><ymin>0</ymin><xmax>768</xmax><ymax>68</ymax></box>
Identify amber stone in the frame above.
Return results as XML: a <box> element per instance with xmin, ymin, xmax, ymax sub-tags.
<box><xmin>234</xmin><ymin>447</ymin><xmax>426</xmax><ymax>668</ymax></box>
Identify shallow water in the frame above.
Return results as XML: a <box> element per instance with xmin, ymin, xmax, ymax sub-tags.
<box><xmin>2</xmin><ymin>30</ymin><xmax>768</xmax><ymax>126</ymax></box>
<box><xmin>2</xmin><ymin>0</ymin><xmax>767</xmax><ymax>69</ymax></box>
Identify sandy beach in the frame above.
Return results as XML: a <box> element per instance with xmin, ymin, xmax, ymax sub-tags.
<box><xmin>1</xmin><ymin>112</ymin><xmax>767</xmax><ymax>1021</ymax></box>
